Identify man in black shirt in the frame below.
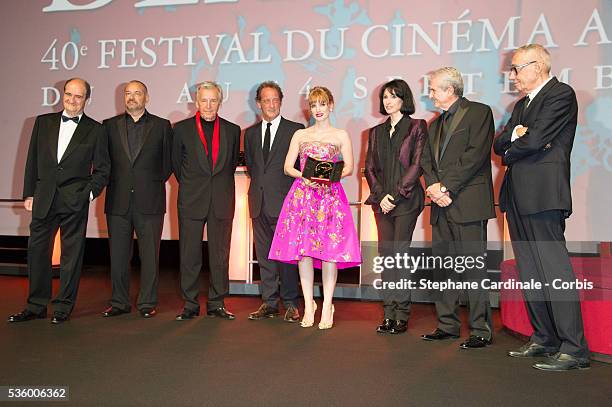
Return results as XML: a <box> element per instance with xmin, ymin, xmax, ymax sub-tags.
<box><xmin>102</xmin><ymin>80</ymin><xmax>173</xmax><ymax>319</ymax></box>
<box><xmin>172</xmin><ymin>81</ymin><xmax>241</xmax><ymax>321</ymax></box>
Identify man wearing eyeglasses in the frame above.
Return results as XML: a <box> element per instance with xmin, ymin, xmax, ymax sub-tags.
<box><xmin>8</xmin><ymin>78</ymin><xmax>110</xmax><ymax>324</ymax></box>
<box><xmin>494</xmin><ymin>44</ymin><xmax>589</xmax><ymax>371</ymax></box>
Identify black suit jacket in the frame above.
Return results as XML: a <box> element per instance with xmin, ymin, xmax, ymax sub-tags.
<box><xmin>172</xmin><ymin>115</ymin><xmax>240</xmax><ymax>220</ymax></box>
<box><xmin>494</xmin><ymin>77</ymin><xmax>576</xmax><ymax>217</ymax></box>
<box><xmin>244</xmin><ymin>117</ymin><xmax>304</xmax><ymax>218</ymax></box>
<box><xmin>421</xmin><ymin>98</ymin><xmax>496</xmax><ymax>224</ymax></box>
<box><xmin>364</xmin><ymin>116</ymin><xmax>427</xmax><ymax>215</ymax></box>
<box><xmin>23</xmin><ymin>112</ymin><xmax>110</xmax><ymax>219</ymax></box>
<box><xmin>103</xmin><ymin>112</ymin><xmax>173</xmax><ymax>215</ymax></box>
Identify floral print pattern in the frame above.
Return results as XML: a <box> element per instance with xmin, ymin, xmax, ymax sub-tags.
<box><xmin>269</xmin><ymin>142</ymin><xmax>361</xmax><ymax>269</ymax></box>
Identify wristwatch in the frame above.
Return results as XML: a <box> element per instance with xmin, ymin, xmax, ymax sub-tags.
<box><xmin>440</xmin><ymin>185</ymin><xmax>448</xmax><ymax>193</ymax></box>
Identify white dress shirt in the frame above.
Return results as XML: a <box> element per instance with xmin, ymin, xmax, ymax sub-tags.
<box><xmin>57</xmin><ymin>111</ymin><xmax>83</xmax><ymax>162</ymax></box>
<box><xmin>511</xmin><ymin>76</ymin><xmax>554</xmax><ymax>142</ymax></box>
<box><xmin>57</xmin><ymin>111</ymin><xmax>93</xmax><ymax>200</ymax></box>
<box><xmin>261</xmin><ymin>114</ymin><xmax>282</xmax><ymax>149</ymax></box>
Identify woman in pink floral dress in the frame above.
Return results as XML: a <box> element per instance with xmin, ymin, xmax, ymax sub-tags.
<box><xmin>269</xmin><ymin>86</ymin><xmax>360</xmax><ymax>329</ymax></box>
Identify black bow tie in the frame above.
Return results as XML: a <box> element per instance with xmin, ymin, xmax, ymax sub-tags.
<box><xmin>62</xmin><ymin>115</ymin><xmax>79</xmax><ymax>124</ymax></box>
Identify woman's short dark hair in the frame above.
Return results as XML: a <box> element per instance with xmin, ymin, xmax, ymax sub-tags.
<box><xmin>378</xmin><ymin>79</ymin><xmax>415</xmax><ymax>116</ymax></box>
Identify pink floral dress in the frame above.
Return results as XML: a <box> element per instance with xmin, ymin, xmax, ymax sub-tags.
<box><xmin>269</xmin><ymin>141</ymin><xmax>361</xmax><ymax>269</ymax></box>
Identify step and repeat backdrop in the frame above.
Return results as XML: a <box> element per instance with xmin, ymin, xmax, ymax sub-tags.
<box><xmin>1</xmin><ymin>0</ymin><xmax>610</xmax><ymax>243</ymax></box>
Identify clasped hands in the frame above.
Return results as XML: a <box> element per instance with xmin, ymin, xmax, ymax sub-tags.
<box><xmin>302</xmin><ymin>177</ymin><xmax>318</xmax><ymax>187</ymax></box>
<box><xmin>380</xmin><ymin>194</ymin><xmax>396</xmax><ymax>214</ymax></box>
<box><xmin>426</xmin><ymin>183</ymin><xmax>452</xmax><ymax>207</ymax></box>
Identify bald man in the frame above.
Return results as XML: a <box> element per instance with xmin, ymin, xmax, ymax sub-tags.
<box><xmin>102</xmin><ymin>81</ymin><xmax>173</xmax><ymax>319</ymax></box>
<box><xmin>8</xmin><ymin>78</ymin><xmax>109</xmax><ymax>324</ymax></box>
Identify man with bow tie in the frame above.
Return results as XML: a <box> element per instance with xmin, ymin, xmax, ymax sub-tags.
<box><xmin>8</xmin><ymin>78</ymin><xmax>110</xmax><ymax>324</ymax></box>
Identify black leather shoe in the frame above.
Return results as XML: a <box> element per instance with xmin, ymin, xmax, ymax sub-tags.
<box><xmin>175</xmin><ymin>309</ymin><xmax>199</xmax><ymax>321</ymax></box>
<box><xmin>376</xmin><ymin>319</ymin><xmax>394</xmax><ymax>334</ymax></box>
<box><xmin>283</xmin><ymin>305</ymin><xmax>300</xmax><ymax>323</ymax></box>
<box><xmin>508</xmin><ymin>342</ymin><xmax>558</xmax><ymax>358</ymax></box>
<box><xmin>459</xmin><ymin>335</ymin><xmax>491</xmax><ymax>349</ymax></box>
<box><xmin>248</xmin><ymin>304</ymin><xmax>279</xmax><ymax>320</ymax></box>
<box><xmin>140</xmin><ymin>308</ymin><xmax>157</xmax><ymax>318</ymax></box>
<box><xmin>390</xmin><ymin>320</ymin><xmax>408</xmax><ymax>335</ymax></box>
<box><xmin>7</xmin><ymin>309</ymin><xmax>46</xmax><ymax>323</ymax></box>
<box><xmin>102</xmin><ymin>306</ymin><xmax>130</xmax><ymax>317</ymax></box>
<box><xmin>51</xmin><ymin>313</ymin><xmax>69</xmax><ymax>324</ymax></box>
<box><xmin>532</xmin><ymin>353</ymin><xmax>590</xmax><ymax>371</ymax></box>
<box><xmin>207</xmin><ymin>307</ymin><xmax>235</xmax><ymax>320</ymax></box>
<box><xmin>421</xmin><ymin>328</ymin><xmax>459</xmax><ymax>341</ymax></box>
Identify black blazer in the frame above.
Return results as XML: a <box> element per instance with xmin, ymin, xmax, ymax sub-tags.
<box><xmin>421</xmin><ymin>98</ymin><xmax>496</xmax><ymax>224</ymax></box>
<box><xmin>364</xmin><ymin>116</ymin><xmax>427</xmax><ymax>215</ymax></box>
<box><xmin>494</xmin><ymin>77</ymin><xmax>576</xmax><ymax>217</ymax></box>
<box><xmin>103</xmin><ymin>112</ymin><xmax>173</xmax><ymax>215</ymax></box>
<box><xmin>23</xmin><ymin>112</ymin><xmax>110</xmax><ymax>219</ymax></box>
<box><xmin>172</xmin><ymin>115</ymin><xmax>240</xmax><ymax>220</ymax></box>
<box><xmin>244</xmin><ymin>117</ymin><xmax>304</xmax><ymax>218</ymax></box>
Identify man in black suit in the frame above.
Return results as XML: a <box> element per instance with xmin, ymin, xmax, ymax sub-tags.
<box><xmin>8</xmin><ymin>78</ymin><xmax>109</xmax><ymax>324</ymax></box>
<box><xmin>101</xmin><ymin>80</ymin><xmax>173</xmax><ymax>319</ymax></box>
<box><xmin>172</xmin><ymin>81</ymin><xmax>240</xmax><ymax>321</ymax></box>
<box><xmin>494</xmin><ymin>44</ymin><xmax>589</xmax><ymax>371</ymax></box>
<box><xmin>244</xmin><ymin>82</ymin><xmax>304</xmax><ymax>322</ymax></box>
<box><xmin>421</xmin><ymin>67</ymin><xmax>496</xmax><ymax>349</ymax></box>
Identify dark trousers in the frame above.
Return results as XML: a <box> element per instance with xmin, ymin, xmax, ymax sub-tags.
<box><xmin>506</xmin><ymin>200</ymin><xmax>589</xmax><ymax>358</ymax></box>
<box><xmin>27</xmin><ymin>194</ymin><xmax>88</xmax><ymax>316</ymax></box>
<box><xmin>107</xmin><ymin>206</ymin><xmax>164</xmax><ymax>312</ymax></box>
<box><xmin>179</xmin><ymin>215</ymin><xmax>233</xmax><ymax>312</ymax></box>
<box><xmin>431</xmin><ymin>210</ymin><xmax>492</xmax><ymax>339</ymax></box>
<box><xmin>252</xmin><ymin>210</ymin><xmax>299</xmax><ymax>309</ymax></box>
<box><xmin>374</xmin><ymin>211</ymin><xmax>418</xmax><ymax>321</ymax></box>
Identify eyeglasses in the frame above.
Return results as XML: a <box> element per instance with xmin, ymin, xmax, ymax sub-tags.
<box><xmin>510</xmin><ymin>60</ymin><xmax>537</xmax><ymax>75</ymax></box>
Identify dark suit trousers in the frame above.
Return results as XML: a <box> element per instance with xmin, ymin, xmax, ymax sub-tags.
<box><xmin>506</xmin><ymin>199</ymin><xmax>589</xmax><ymax>358</ymax></box>
<box><xmin>179</xmin><ymin>215</ymin><xmax>233</xmax><ymax>312</ymax></box>
<box><xmin>107</xmin><ymin>205</ymin><xmax>164</xmax><ymax>312</ymax></box>
<box><xmin>374</xmin><ymin>211</ymin><xmax>418</xmax><ymax>320</ymax></box>
<box><xmin>253</xmin><ymin>209</ymin><xmax>299</xmax><ymax>308</ymax></box>
<box><xmin>27</xmin><ymin>193</ymin><xmax>88</xmax><ymax>316</ymax></box>
<box><xmin>432</xmin><ymin>210</ymin><xmax>492</xmax><ymax>339</ymax></box>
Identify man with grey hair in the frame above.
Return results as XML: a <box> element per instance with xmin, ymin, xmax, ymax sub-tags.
<box><xmin>172</xmin><ymin>81</ymin><xmax>240</xmax><ymax>321</ymax></box>
<box><xmin>244</xmin><ymin>81</ymin><xmax>304</xmax><ymax>322</ymax></box>
<box><xmin>494</xmin><ymin>44</ymin><xmax>589</xmax><ymax>370</ymax></box>
<box><xmin>421</xmin><ymin>67</ymin><xmax>496</xmax><ymax>349</ymax></box>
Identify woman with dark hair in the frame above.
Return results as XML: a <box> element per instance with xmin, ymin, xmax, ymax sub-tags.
<box><xmin>364</xmin><ymin>79</ymin><xmax>427</xmax><ymax>335</ymax></box>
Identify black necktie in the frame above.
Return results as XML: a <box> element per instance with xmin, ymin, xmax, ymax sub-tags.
<box><xmin>438</xmin><ymin>111</ymin><xmax>451</xmax><ymax>155</ymax></box>
<box><xmin>519</xmin><ymin>96</ymin><xmax>530</xmax><ymax>122</ymax></box>
<box><xmin>62</xmin><ymin>115</ymin><xmax>79</xmax><ymax>124</ymax></box>
<box><xmin>263</xmin><ymin>122</ymin><xmax>271</xmax><ymax>163</ymax></box>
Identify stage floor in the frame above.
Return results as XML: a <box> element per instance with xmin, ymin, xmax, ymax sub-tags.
<box><xmin>1</xmin><ymin>266</ymin><xmax>611</xmax><ymax>406</ymax></box>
